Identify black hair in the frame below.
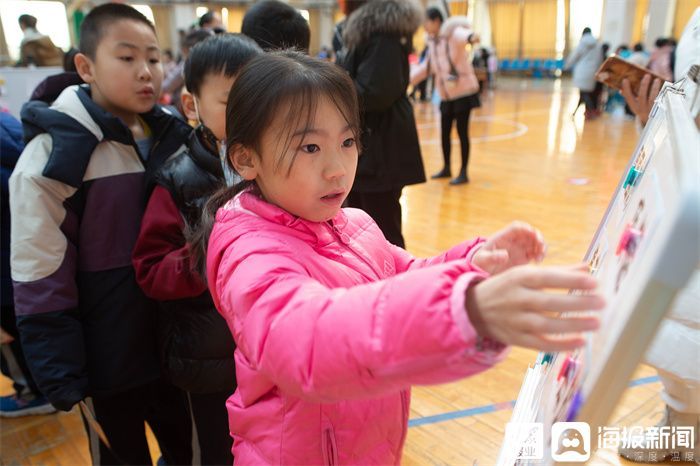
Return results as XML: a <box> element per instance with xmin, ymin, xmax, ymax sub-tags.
<box><xmin>199</xmin><ymin>11</ymin><xmax>215</xmax><ymax>28</ymax></box>
<box><xmin>655</xmin><ymin>37</ymin><xmax>669</xmax><ymax>47</ymax></box>
<box><xmin>184</xmin><ymin>34</ymin><xmax>262</xmax><ymax>96</ymax></box>
<box><xmin>79</xmin><ymin>3</ymin><xmax>155</xmax><ymax>60</ymax></box>
<box><xmin>426</xmin><ymin>7</ymin><xmax>444</xmax><ymax>23</ymax></box>
<box><xmin>344</xmin><ymin>0</ymin><xmax>367</xmax><ymax>16</ymax></box>
<box><xmin>183</xmin><ymin>29</ymin><xmax>214</xmax><ymax>52</ymax></box>
<box><xmin>633</xmin><ymin>42</ymin><xmax>644</xmax><ymax>52</ymax></box>
<box><xmin>241</xmin><ymin>0</ymin><xmax>311</xmax><ymax>52</ymax></box>
<box><xmin>18</xmin><ymin>14</ymin><xmax>37</xmax><ymax>29</ymax></box>
<box><xmin>188</xmin><ymin>51</ymin><xmax>361</xmax><ymax>278</ymax></box>
<box><xmin>582</xmin><ymin>27</ymin><xmax>592</xmax><ymax>35</ymax></box>
<box><xmin>63</xmin><ymin>47</ymin><xmax>79</xmax><ymax>72</ymax></box>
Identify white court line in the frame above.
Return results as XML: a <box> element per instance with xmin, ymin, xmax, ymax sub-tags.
<box><xmin>415</xmin><ymin>107</ymin><xmax>551</xmax><ymax>130</ymax></box>
<box><xmin>420</xmin><ymin>116</ymin><xmax>529</xmax><ymax>144</ymax></box>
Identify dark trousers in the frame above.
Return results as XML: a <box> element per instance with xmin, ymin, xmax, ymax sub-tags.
<box><xmin>346</xmin><ymin>188</ymin><xmax>405</xmax><ymax>249</ymax></box>
<box><xmin>81</xmin><ymin>379</ymin><xmax>192</xmax><ymax>465</ymax></box>
<box><xmin>0</xmin><ymin>304</ymin><xmax>41</xmax><ymax>399</ymax></box>
<box><xmin>441</xmin><ymin>108</ymin><xmax>473</xmax><ymax>176</ymax></box>
<box><xmin>188</xmin><ymin>390</ymin><xmax>233</xmax><ymax>465</ymax></box>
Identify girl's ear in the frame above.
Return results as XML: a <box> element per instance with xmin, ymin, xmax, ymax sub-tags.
<box><xmin>74</xmin><ymin>53</ymin><xmax>95</xmax><ymax>84</ymax></box>
<box><xmin>230</xmin><ymin>144</ymin><xmax>257</xmax><ymax>180</ymax></box>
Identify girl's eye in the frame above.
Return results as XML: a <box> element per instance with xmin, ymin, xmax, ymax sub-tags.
<box><xmin>301</xmin><ymin>144</ymin><xmax>320</xmax><ymax>154</ymax></box>
<box><xmin>149</xmin><ymin>58</ymin><xmax>160</xmax><ymax>64</ymax></box>
<box><xmin>342</xmin><ymin>138</ymin><xmax>356</xmax><ymax>148</ymax></box>
<box><xmin>119</xmin><ymin>56</ymin><xmax>134</xmax><ymax>62</ymax></box>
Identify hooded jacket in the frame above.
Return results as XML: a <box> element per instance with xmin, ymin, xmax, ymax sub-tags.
<box><xmin>206</xmin><ymin>189</ymin><xmax>508</xmax><ymax>464</ymax></box>
<box><xmin>410</xmin><ymin>16</ymin><xmax>481</xmax><ymax>101</ymax></box>
<box><xmin>18</xmin><ymin>28</ymin><xmax>63</xmax><ymax>67</ymax></box>
<box><xmin>339</xmin><ymin>0</ymin><xmax>426</xmax><ymax>192</ymax></box>
<box><xmin>9</xmin><ymin>85</ymin><xmax>191</xmax><ymax>410</ymax></box>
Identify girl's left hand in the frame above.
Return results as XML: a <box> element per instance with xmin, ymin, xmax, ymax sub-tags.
<box><xmin>471</xmin><ymin>221</ymin><xmax>546</xmax><ymax>274</ymax></box>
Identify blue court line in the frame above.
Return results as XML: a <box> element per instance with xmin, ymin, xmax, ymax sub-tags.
<box><xmin>408</xmin><ymin>375</ymin><xmax>661</xmax><ymax>428</ymax></box>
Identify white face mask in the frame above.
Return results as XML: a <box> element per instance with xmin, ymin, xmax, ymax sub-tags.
<box><xmin>193</xmin><ymin>97</ymin><xmax>239</xmax><ymax>187</ymax></box>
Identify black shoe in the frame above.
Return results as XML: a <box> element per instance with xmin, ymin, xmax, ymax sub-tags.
<box><xmin>449</xmin><ymin>174</ymin><xmax>469</xmax><ymax>185</ymax></box>
<box><xmin>431</xmin><ymin>168</ymin><xmax>451</xmax><ymax>179</ymax></box>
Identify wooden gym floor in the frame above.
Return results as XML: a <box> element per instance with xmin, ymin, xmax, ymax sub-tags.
<box><xmin>1</xmin><ymin>77</ymin><xmax>674</xmax><ymax>465</ymax></box>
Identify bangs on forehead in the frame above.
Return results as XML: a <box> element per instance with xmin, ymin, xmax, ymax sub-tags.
<box><xmin>268</xmin><ymin>80</ymin><xmax>359</xmax><ymax>176</ymax></box>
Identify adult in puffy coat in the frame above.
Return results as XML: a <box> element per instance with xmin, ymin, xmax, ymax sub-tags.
<box><xmin>16</xmin><ymin>14</ymin><xmax>63</xmax><ymax>67</ymax></box>
<box><xmin>338</xmin><ymin>0</ymin><xmax>426</xmax><ymax>249</ymax></box>
<box><xmin>565</xmin><ymin>28</ymin><xmax>603</xmax><ymax>119</ymax></box>
<box><xmin>411</xmin><ymin>9</ymin><xmax>482</xmax><ymax>185</ymax></box>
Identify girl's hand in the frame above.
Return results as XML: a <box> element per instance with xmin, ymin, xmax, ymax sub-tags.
<box><xmin>465</xmin><ymin>263</ymin><xmax>604</xmax><ymax>352</ymax></box>
<box><xmin>621</xmin><ymin>75</ymin><xmax>663</xmax><ymax>127</ymax></box>
<box><xmin>471</xmin><ymin>222</ymin><xmax>546</xmax><ymax>274</ymax></box>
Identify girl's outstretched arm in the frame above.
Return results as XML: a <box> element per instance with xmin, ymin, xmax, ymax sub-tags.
<box><xmin>213</xmin><ymin>237</ymin><xmax>502</xmax><ymax>403</ymax></box>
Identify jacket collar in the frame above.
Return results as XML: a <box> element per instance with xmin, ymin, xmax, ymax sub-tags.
<box><xmin>229</xmin><ymin>188</ymin><xmax>349</xmax><ymax>246</ymax></box>
<box><xmin>187</xmin><ymin>127</ymin><xmax>224</xmax><ymax>179</ymax></box>
<box><xmin>20</xmin><ymin>85</ymin><xmax>191</xmax><ymax>188</ymax></box>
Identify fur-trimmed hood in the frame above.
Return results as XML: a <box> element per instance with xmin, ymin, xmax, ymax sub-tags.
<box><xmin>343</xmin><ymin>0</ymin><xmax>423</xmax><ymax>49</ymax></box>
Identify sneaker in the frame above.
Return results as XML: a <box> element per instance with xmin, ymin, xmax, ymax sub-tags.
<box><xmin>0</xmin><ymin>394</ymin><xmax>57</xmax><ymax>417</ymax></box>
<box><xmin>619</xmin><ymin>405</ymin><xmax>699</xmax><ymax>464</ymax></box>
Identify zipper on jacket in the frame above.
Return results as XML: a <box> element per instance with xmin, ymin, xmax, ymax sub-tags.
<box><xmin>323</xmin><ymin>426</ymin><xmax>338</xmax><ymax>466</ymax></box>
<box><xmin>327</xmin><ymin>222</ymin><xmax>384</xmax><ymax>279</ymax></box>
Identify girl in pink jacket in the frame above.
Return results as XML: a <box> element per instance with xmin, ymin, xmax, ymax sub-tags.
<box><xmin>192</xmin><ymin>51</ymin><xmax>604</xmax><ymax>465</ymax></box>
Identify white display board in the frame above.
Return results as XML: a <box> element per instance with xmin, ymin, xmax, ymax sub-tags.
<box><xmin>498</xmin><ymin>77</ymin><xmax>700</xmax><ymax>465</ymax></box>
<box><xmin>0</xmin><ymin>66</ymin><xmax>62</xmax><ymax>118</ymax></box>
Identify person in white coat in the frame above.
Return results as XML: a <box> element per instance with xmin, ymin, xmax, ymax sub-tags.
<box><xmin>619</xmin><ymin>7</ymin><xmax>700</xmax><ymax>464</ymax></box>
<box><xmin>565</xmin><ymin>28</ymin><xmax>603</xmax><ymax>119</ymax></box>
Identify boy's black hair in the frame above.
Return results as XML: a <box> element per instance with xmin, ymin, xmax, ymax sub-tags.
<box><xmin>18</xmin><ymin>14</ymin><xmax>37</xmax><ymax>29</ymax></box>
<box><xmin>582</xmin><ymin>27</ymin><xmax>592</xmax><ymax>35</ymax></box>
<box><xmin>241</xmin><ymin>0</ymin><xmax>310</xmax><ymax>52</ymax></box>
<box><xmin>79</xmin><ymin>3</ymin><xmax>155</xmax><ymax>60</ymax></box>
<box><xmin>425</xmin><ymin>7</ymin><xmax>444</xmax><ymax>23</ymax></box>
<box><xmin>184</xmin><ymin>33</ymin><xmax>262</xmax><ymax>96</ymax></box>
<box><xmin>199</xmin><ymin>11</ymin><xmax>215</xmax><ymax>28</ymax></box>
<box><xmin>633</xmin><ymin>42</ymin><xmax>644</xmax><ymax>52</ymax></box>
<box><xmin>183</xmin><ymin>29</ymin><xmax>214</xmax><ymax>51</ymax></box>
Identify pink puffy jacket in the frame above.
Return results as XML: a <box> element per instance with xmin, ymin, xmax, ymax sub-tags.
<box><xmin>411</xmin><ymin>17</ymin><xmax>480</xmax><ymax>101</ymax></box>
<box><xmin>206</xmin><ymin>190</ymin><xmax>509</xmax><ymax>465</ymax></box>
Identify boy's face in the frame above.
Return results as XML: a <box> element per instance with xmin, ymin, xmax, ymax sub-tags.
<box><xmin>77</xmin><ymin>19</ymin><xmax>163</xmax><ymax>124</ymax></box>
<box><xmin>184</xmin><ymin>72</ymin><xmax>234</xmax><ymax>142</ymax></box>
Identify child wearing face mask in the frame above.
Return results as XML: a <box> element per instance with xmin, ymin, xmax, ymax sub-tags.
<box><xmin>132</xmin><ymin>33</ymin><xmax>261</xmax><ymax>465</ymax></box>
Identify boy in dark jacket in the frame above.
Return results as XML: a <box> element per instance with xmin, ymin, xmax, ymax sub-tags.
<box><xmin>132</xmin><ymin>33</ymin><xmax>261</xmax><ymax>465</ymax></box>
<box><xmin>0</xmin><ymin>111</ymin><xmax>56</xmax><ymax>418</ymax></box>
<box><xmin>9</xmin><ymin>4</ymin><xmax>193</xmax><ymax>464</ymax></box>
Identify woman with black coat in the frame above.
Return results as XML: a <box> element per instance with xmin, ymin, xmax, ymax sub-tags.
<box><xmin>338</xmin><ymin>0</ymin><xmax>426</xmax><ymax>249</ymax></box>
